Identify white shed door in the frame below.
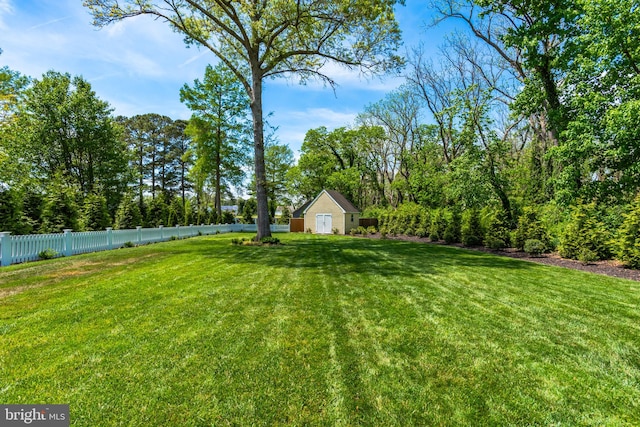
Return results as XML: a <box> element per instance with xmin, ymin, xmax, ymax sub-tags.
<box><xmin>316</xmin><ymin>214</ymin><xmax>332</xmax><ymax>234</ymax></box>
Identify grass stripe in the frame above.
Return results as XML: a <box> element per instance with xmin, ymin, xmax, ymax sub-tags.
<box><xmin>0</xmin><ymin>233</ymin><xmax>638</xmax><ymax>425</ymax></box>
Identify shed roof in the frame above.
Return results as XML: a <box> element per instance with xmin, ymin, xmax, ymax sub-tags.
<box><xmin>292</xmin><ymin>200</ymin><xmax>312</xmax><ymax>218</ymax></box>
<box><xmin>304</xmin><ymin>189</ymin><xmax>359</xmax><ymax>214</ymax></box>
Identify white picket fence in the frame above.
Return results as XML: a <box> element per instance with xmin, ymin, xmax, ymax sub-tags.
<box><xmin>0</xmin><ymin>223</ymin><xmax>290</xmax><ymax>267</ymax></box>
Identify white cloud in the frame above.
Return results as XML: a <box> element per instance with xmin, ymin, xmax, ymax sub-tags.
<box><xmin>179</xmin><ymin>51</ymin><xmax>210</xmax><ymax>68</ymax></box>
<box><xmin>288</xmin><ymin>108</ymin><xmax>358</xmax><ymax>127</ymax></box>
<box><xmin>27</xmin><ymin>16</ymin><xmax>72</xmax><ymax>31</ymax></box>
<box><xmin>104</xmin><ymin>14</ymin><xmax>180</xmax><ymax>45</ymax></box>
<box><xmin>0</xmin><ymin>0</ymin><xmax>13</xmax><ymax>30</ymax></box>
<box><xmin>273</xmin><ymin>61</ymin><xmax>403</xmax><ymax>92</ymax></box>
<box><xmin>272</xmin><ymin>107</ymin><xmax>358</xmax><ymax>153</ymax></box>
<box><xmin>115</xmin><ymin>50</ymin><xmax>166</xmax><ymax>78</ymax></box>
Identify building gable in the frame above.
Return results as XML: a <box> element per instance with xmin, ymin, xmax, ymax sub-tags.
<box><xmin>303</xmin><ymin>190</ymin><xmax>359</xmax><ymax>215</ymax></box>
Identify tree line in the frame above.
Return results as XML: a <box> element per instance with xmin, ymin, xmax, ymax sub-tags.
<box><xmin>2</xmin><ymin>0</ymin><xmax>639</xmax><ymax>266</ymax></box>
<box><xmin>0</xmin><ymin>61</ymin><xmax>294</xmax><ymax>234</ymax></box>
<box><xmin>288</xmin><ymin>0</ymin><xmax>640</xmax><ymax>267</ymax></box>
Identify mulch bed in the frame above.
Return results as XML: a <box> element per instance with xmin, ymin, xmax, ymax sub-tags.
<box><xmin>357</xmin><ymin>233</ymin><xmax>640</xmax><ymax>282</ymax></box>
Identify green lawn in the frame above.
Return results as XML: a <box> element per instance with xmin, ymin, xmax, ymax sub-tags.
<box><xmin>1</xmin><ymin>233</ymin><xmax>639</xmax><ymax>426</ymax></box>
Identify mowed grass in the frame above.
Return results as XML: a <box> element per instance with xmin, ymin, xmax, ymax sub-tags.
<box><xmin>1</xmin><ymin>233</ymin><xmax>639</xmax><ymax>426</ymax></box>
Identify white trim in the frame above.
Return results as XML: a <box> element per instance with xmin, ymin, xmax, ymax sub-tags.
<box><xmin>303</xmin><ymin>189</ymin><xmax>347</xmax><ymax>215</ymax></box>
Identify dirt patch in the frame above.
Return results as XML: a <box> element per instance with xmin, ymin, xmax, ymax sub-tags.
<box><xmin>0</xmin><ymin>283</ymin><xmax>47</xmax><ymax>299</ymax></box>
<box><xmin>109</xmin><ymin>253</ymin><xmax>159</xmax><ymax>266</ymax></box>
<box><xmin>357</xmin><ymin>233</ymin><xmax>640</xmax><ymax>282</ymax></box>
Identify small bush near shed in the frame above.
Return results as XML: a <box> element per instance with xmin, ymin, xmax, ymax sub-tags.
<box><xmin>524</xmin><ymin>239</ymin><xmax>545</xmax><ymax>257</ymax></box>
<box><xmin>38</xmin><ymin>248</ymin><xmax>58</xmax><ymax>260</ymax></box>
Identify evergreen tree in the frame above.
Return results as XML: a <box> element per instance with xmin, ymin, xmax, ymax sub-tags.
<box><xmin>114</xmin><ymin>193</ymin><xmax>142</xmax><ymax>230</ymax></box>
<box><xmin>444</xmin><ymin>208</ymin><xmax>462</xmax><ymax>244</ymax></box>
<box><xmin>484</xmin><ymin>209</ymin><xmax>512</xmax><ymax>249</ymax></box>
<box><xmin>0</xmin><ymin>187</ymin><xmax>23</xmax><ymax>234</ymax></box>
<box><xmin>617</xmin><ymin>195</ymin><xmax>640</xmax><ymax>269</ymax></box>
<box><xmin>461</xmin><ymin>209</ymin><xmax>484</xmax><ymax>247</ymax></box>
<box><xmin>40</xmin><ymin>175</ymin><xmax>80</xmax><ymax>233</ymax></box>
<box><xmin>80</xmin><ymin>192</ymin><xmax>111</xmax><ymax>231</ymax></box>
<box><xmin>514</xmin><ymin>208</ymin><xmax>552</xmax><ymax>251</ymax></box>
<box><xmin>558</xmin><ymin>203</ymin><xmax>612</xmax><ymax>261</ymax></box>
<box><xmin>146</xmin><ymin>193</ymin><xmax>169</xmax><ymax>227</ymax></box>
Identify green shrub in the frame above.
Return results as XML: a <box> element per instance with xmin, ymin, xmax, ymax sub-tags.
<box><xmin>260</xmin><ymin>236</ymin><xmax>281</xmax><ymax>245</ymax></box>
<box><xmin>0</xmin><ymin>188</ymin><xmax>24</xmax><ymax>235</ymax></box>
<box><xmin>558</xmin><ymin>202</ymin><xmax>612</xmax><ymax>261</ymax></box>
<box><xmin>146</xmin><ymin>193</ymin><xmax>169</xmax><ymax>228</ymax></box>
<box><xmin>415</xmin><ymin>227</ymin><xmax>428</xmax><ymax>238</ymax></box>
<box><xmin>221</xmin><ymin>211</ymin><xmax>236</xmax><ymax>224</ymax></box>
<box><xmin>524</xmin><ymin>239</ymin><xmax>545</xmax><ymax>257</ymax></box>
<box><xmin>461</xmin><ymin>209</ymin><xmax>484</xmax><ymax>247</ymax></box>
<box><xmin>366</xmin><ymin>226</ymin><xmax>377</xmax><ymax>235</ymax></box>
<box><xmin>380</xmin><ymin>203</ymin><xmax>430</xmax><ymax>237</ymax></box>
<box><xmin>429</xmin><ymin>209</ymin><xmax>447</xmax><ymax>242</ymax></box>
<box><xmin>278</xmin><ymin>207</ymin><xmax>292</xmax><ymax>225</ymax></box>
<box><xmin>514</xmin><ymin>207</ymin><xmax>552</xmax><ymax>252</ymax></box>
<box><xmin>578</xmin><ymin>247</ymin><xmax>598</xmax><ymax>265</ymax></box>
<box><xmin>443</xmin><ymin>209</ymin><xmax>461</xmax><ymax>244</ymax></box>
<box><xmin>115</xmin><ymin>193</ymin><xmax>142</xmax><ymax>230</ymax></box>
<box><xmin>123</xmin><ymin>241</ymin><xmax>135</xmax><ymax>248</ymax></box>
<box><xmin>40</xmin><ymin>174</ymin><xmax>80</xmax><ymax>233</ymax></box>
<box><xmin>332</xmin><ymin>227</ymin><xmax>339</xmax><ymax>235</ymax></box>
<box><xmin>38</xmin><ymin>248</ymin><xmax>58</xmax><ymax>260</ymax></box>
<box><xmin>617</xmin><ymin>195</ymin><xmax>640</xmax><ymax>269</ymax></box>
<box><xmin>80</xmin><ymin>193</ymin><xmax>111</xmax><ymax>231</ymax></box>
<box><xmin>404</xmin><ymin>225</ymin><xmax>416</xmax><ymax>236</ymax></box>
<box><xmin>349</xmin><ymin>228</ymin><xmax>357</xmax><ymax>236</ymax></box>
<box><xmin>485</xmin><ymin>236</ymin><xmax>506</xmax><ymax>250</ymax></box>
<box><xmin>484</xmin><ymin>209</ymin><xmax>512</xmax><ymax>248</ymax></box>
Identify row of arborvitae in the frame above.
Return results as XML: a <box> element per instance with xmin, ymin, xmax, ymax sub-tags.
<box><xmin>0</xmin><ymin>185</ymin><xmax>238</xmax><ymax>235</ymax></box>
<box><xmin>364</xmin><ymin>197</ymin><xmax>640</xmax><ymax>269</ymax></box>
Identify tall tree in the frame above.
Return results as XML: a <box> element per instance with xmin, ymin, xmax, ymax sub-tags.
<box><xmin>427</xmin><ymin>0</ymin><xmax>576</xmax><ymax>201</ymax></box>
<box><xmin>264</xmin><ymin>143</ymin><xmax>294</xmax><ymax>220</ymax></box>
<box><xmin>120</xmin><ymin>114</ymin><xmax>188</xmax><ymax>204</ymax></box>
<box><xmin>181</xmin><ymin>63</ymin><xmax>250</xmax><ymax>221</ymax></box>
<box><xmin>358</xmin><ymin>86</ymin><xmax>424</xmax><ymax>205</ymax></box>
<box><xmin>84</xmin><ymin>0</ymin><xmax>403</xmax><ymax>239</ymax></box>
<box><xmin>170</xmin><ymin>119</ymin><xmax>194</xmax><ymax>209</ymax></box>
<box><xmin>15</xmin><ymin>71</ymin><xmax>128</xmax><ymax>213</ymax></box>
<box><xmin>0</xmin><ymin>62</ymin><xmax>30</xmax><ymax>189</ymax></box>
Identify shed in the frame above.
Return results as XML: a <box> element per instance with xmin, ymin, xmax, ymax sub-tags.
<box><xmin>303</xmin><ymin>189</ymin><xmax>360</xmax><ymax>234</ymax></box>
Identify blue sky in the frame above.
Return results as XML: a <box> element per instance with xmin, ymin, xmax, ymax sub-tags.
<box><xmin>0</xmin><ymin>0</ymin><xmax>451</xmax><ymax>154</ymax></box>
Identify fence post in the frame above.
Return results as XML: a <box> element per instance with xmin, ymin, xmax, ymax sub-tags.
<box><xmin>137</xmin><ymin>226</ymin><xmax>142</xmax><ymax>245</ymax></box>
<box><xmin>176</xmin><ymin>224</ymin><xmax>180</xmax><ymax>238</ymax></box>
<box><xmin>106</xmin><ymin>227</ymin><xmax>113</xmax><ymax>250</ymax></box>
<box><xmin>1</xmin><ymin>232</ymin><xmax>12</xmax><ymax>267</ymax></box>
<box><xmin>63</xmin><ymin>229</ymin><xmax>72</xmax><ymax>257</ymax></box>
<box><xmin>159</xmin><ymin>225</ymin><xmax>164</xmax><ymax>241</ymax></box>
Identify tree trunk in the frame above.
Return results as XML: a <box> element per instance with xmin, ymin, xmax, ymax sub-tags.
<box><xmin>250</xmin><ymin>67</ymin><xmax>271</xmax><ymax>240</ymax></box>
<box><xmin>215</xmin><ymin>128</ymin><xmax>222</xmax><ymax>222</ymax></box>
<box><xmin>138</xmin><ymin>146</ymin><xmax>144</xmax><ymax>210</ymax></box>
<box><xmin>181</xmin><ymin>163</ymin><xmax>186</xmax><ymax>212</ymax></box>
